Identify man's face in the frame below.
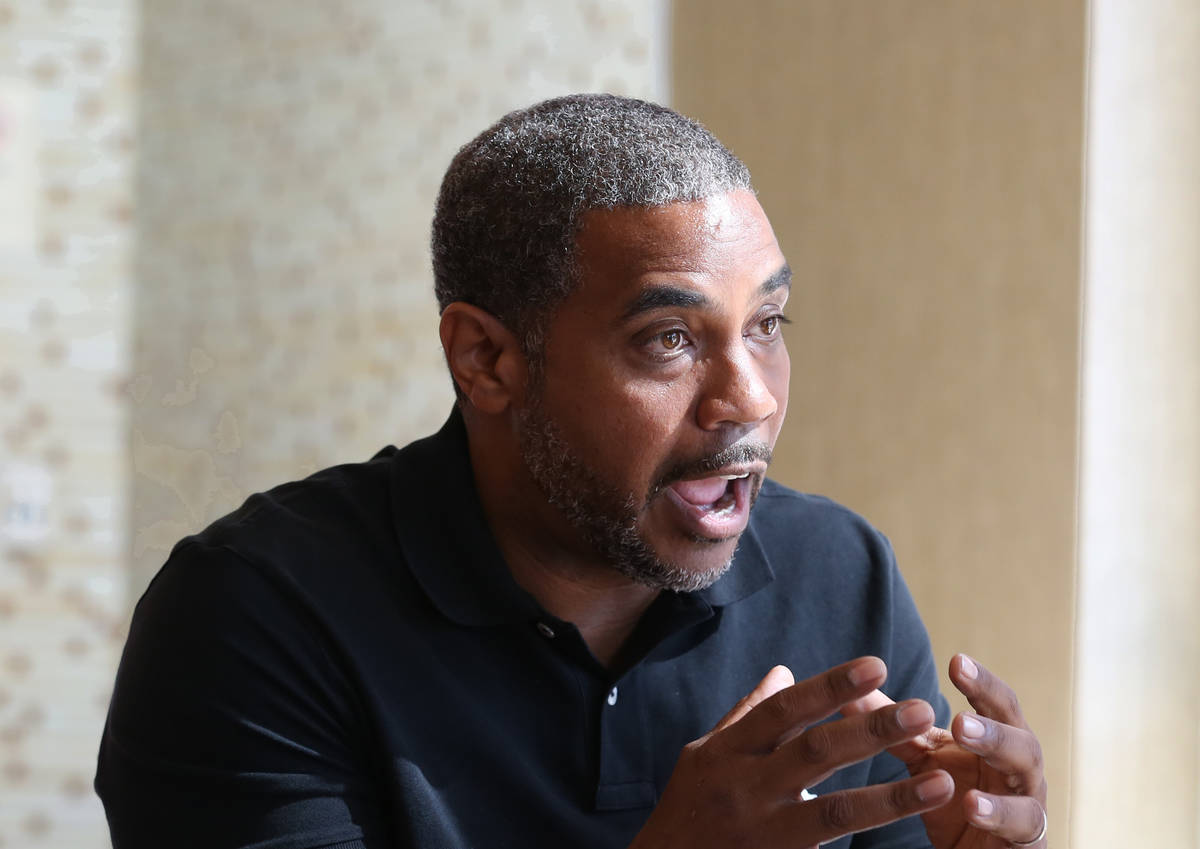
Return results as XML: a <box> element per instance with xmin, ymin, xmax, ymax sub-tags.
<box><xmin>518</xmin><ymin>190</ymin><xmax>791</xmax><ymax>591</ymax></box>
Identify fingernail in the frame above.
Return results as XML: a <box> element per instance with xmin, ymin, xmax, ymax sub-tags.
<box><xmin>961</xmin><ymin>714</ymin><xmax>985</xmax><ymax>739</ymax></box>
<box><xmin>975</xmin><ymin>795</ymin><xmax>994</xmax><ymax>818</ymax></box>
<box><xmin>897</xmin><ymin>701</ymin><xmax>933</xmax><ymax>731</ymax></box>
<box><xmin>959</xmin><ymin>655</ymin><xmax>979</xmax><ymax>680</ymax></box>
<box><xmin>916</xmin><ymin>773</ymin><xmax>951</xmax><ymax>802</ymax></box>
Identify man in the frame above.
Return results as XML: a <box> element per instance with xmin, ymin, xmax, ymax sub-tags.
<box><xmin>96</xmin><ymin>94</ymin><xmax>1048</xmax><ymax>848</ymax></box>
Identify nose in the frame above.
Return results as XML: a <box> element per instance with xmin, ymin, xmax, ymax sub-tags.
<box><xmin>696</xmin><ymin>346</ymin><xmax>779</xmax><ymax>431</ymax></box>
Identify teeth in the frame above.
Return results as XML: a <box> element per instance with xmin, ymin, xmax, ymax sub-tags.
<box><xmin>718</xmin><ymin>473</ymin><xmax>749</xmax><ymax>480</ymax></box>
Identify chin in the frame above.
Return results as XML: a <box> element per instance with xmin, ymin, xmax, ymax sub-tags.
<box><xmin>613</xmin><ymin>533</ymin><xmax>739</xmax><ymax>594</ymax></box>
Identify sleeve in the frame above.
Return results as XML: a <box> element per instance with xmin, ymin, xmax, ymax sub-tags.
<box><xmin>95</xmin><ymin>541</ymin><xmax>388</xmax><ymax>849</ymax></box>
<box><xmin>849</xmin><ymin>532</ymin><xmax>951</xmax><ymax>849</ymax></box>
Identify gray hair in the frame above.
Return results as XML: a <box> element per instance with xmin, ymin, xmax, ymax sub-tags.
<box><xmin>431</xmin><ymin>93</ymin><xmax>753</xmax><ymax>356</ymax></box>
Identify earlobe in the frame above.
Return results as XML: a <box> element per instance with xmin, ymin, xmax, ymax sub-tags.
<box><xmin>439</xmin><ymin>303</ymin><xmax>527</xmax><ymax>414</ymax></box>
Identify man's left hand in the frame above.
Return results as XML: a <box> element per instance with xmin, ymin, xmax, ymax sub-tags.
<box><xmin>844</xmin><ymin>654</ymin><xmax>1048</xmax><ymax>849</ymax></box>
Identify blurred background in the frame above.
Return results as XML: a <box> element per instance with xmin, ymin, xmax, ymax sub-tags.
<box><xmin>0</xmin><ymin>0</ymin><xmax>1196</xmax><ymax>847</ymax></box>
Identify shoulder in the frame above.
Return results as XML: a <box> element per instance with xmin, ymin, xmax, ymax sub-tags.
<box><xmin>161</xmin><ymin>447</ymin><xmax>403</xmax><ymax>597</ymax></box>
<box><xmin>736</xmin><ymin>479</ymin><xmax>912</xmax><ymax>661</ymax></box>
<box><xmin>132</xmin><ymin>446</ymin><xmax>415</xmax><ymax>653</ymax></box>
<box><xmin>193</xmin><ymin>447</ymin><xmax>398</xmax><ymax>554</ymax></box>
<box><xmin>749</xmin><ymin>478</ymin><xmax>895</xmax><ymax>570</ymax></box>
<box><xmin>117</xmin><ymin>449</ymin><xmax>414</xmax><ymax>748</ymax></box>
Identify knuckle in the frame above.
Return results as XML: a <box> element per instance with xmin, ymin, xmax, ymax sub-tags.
<box><xmin>986</xmin><ymin>721</ymin><xmax>1006</xmax><ymax>750</ymax></box>
<box><xmin>758</xmin><ymin>690</ymin><xmax>796</xmax><ymax>729</ymax></box>
<box><xmin>796</xmin><ymin>726</ymin><xmax>833</xmax><ymax>765</ymax></box>
<box><xmin>818</xmin><ymin>793</ymin><xmax>856</xmax><ymax>832</ymax></box>
<box><xmin>822</xmin><ymin>669</ymin><xmax>847</xmax><ymax>702</ymax></box>
<box><xmin>887</xmin><ymin>779</ymin><xmax>913</xmax><ymax>812</ymax></box>
<box><xmin>971</xmin><ymin>661</ymin><xmax>992</xmax><ymax>689</ymax></box>
<box><xmin>866</xmin><ymin>707</ymin><xmax>893</xmax><ymax>740</ymax></box>
<box><xmin>759</xmin><ymin>690</ymin><xmax>794</xmax><ymax>725</ymax></box>
<box><xmin>1029</xmin><ymin>737</ymin><xmax>1044</xmax><ymax>771</ymax></box>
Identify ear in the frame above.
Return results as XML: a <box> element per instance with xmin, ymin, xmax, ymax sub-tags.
<box><xmin>439</xmin><ymin>303</ymin><xmax>527</xmax><ymax>414</ymax></box>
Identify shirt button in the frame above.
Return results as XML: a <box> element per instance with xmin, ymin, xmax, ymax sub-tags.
<box><xmin>607</xmin><ymin>686</ymin><xmax>619</xmax><ymax>706</ymax></box>
<box><xmin>536</xmin><ymin>622</ymin><xmax>556</xmax><ymax>639</ymax></box>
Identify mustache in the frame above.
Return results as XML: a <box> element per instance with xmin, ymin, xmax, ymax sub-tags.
<box><xmin>651</xmin><ymin>441</ymin><xmax>774</xmax><ymax>497</ymax></box>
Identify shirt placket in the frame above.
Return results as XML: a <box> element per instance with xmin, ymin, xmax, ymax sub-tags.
<box><xmin>593</xmin><ymin>665</ymin><xmax>658</xmax><ymax>811</ymax></box>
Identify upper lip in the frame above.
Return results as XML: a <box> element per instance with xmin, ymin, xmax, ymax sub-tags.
<box><xmin>676</xmin><ymin>463</ymin><xmax>767</xmax><ymax>483</ymax></box>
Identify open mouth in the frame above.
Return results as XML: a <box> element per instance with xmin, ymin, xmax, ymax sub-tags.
<box><xmin>669</xmin><ymin>473</ymin><xmax>747</xmax><ymax>514</ymax></box>
<box><xmin>662</xmin><ymin>471</ymin><xmax>756</xmax><ymax>540</ymax></box>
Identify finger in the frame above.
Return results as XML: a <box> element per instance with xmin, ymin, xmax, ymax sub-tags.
<box><xmin>722</xmin><ymin>657</ymin><xmax>887</xmax><ymax>754</ymax></box>
<box><xmin>775</xmin><ymin>770</ymin><xmax>955</xmax><ymax>846</ymax></box>
<box><xmin>963</xmin><ymin>790</ymin><xmax>1047</xmax><ymax>845</ymax></box>
<box><xmin>769</xmin><ymin>699</ymin><xmax>937</xmax><ymax>791</ymax></box>
<box><xmin>710</xmin><ymin>665</ymin><xmax>795</xmax><ymax>734</ymax></box>
<box><xmin>842</xmin><ymin>689</ymin><xmax>954</xmax><ymax>765</ymax></box>
<box><xmin>953</xmin><ymin>712</ymin><xmax>1045</xmax><ymax>789</ymax></box>
<box><xmin>950</xmin><ymin>654</ymin><xmax>1029</xmax><ymax>729</ymax></box>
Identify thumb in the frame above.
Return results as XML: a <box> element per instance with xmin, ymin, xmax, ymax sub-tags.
<box><xmin>710</xmin><ymin>665</ymin><xmax>795</xmax><ymax>735</ymax></box>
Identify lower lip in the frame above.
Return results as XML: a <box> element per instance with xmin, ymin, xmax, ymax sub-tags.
<box><xmin>661</xmin><ymin>476</ymin><xmax>753</xmax><ymax>541</ymax></box>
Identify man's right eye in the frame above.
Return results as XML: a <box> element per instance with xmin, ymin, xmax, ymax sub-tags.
<box><xmin>637</xmin><ymin>323</ymin><xmax>695</xmax><ymax>362</ymax></box>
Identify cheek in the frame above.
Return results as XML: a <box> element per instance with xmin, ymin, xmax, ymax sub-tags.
<box><xmin>557</xmin><ymin>380</ymin><xmax>689</xmax><ymax>483</ymax></box>
<box><xmin>768</xmin><ymin>349</ymin><xmax>791</xmax><ymax>435</ymax></box>
<box><xmin>592</xmin><ymin>386</ymin><xmax>681</xmax><ymax>459</ymax></box>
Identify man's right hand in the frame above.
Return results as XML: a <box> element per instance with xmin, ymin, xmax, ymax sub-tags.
<box><xmin>629</xmin><ymin>658</ymin><xmax>954</xmax><ymax>849</ymax></box>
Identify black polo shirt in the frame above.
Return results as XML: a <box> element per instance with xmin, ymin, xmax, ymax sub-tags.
<box><xmin>96</xmin><ymin>410</ymin><xmax>948</xmax><ymax>849</ymax></box>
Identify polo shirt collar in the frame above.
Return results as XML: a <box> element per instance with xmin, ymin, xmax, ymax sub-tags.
<box><xmin>389</xmin><ymin>408</ymin><xmax>541</xmax><ymax>628</ymax></box>
<box><xmin>389</xmin><ymin>408</ymin><xmax>776</xmax><ymax>627</ymax></box>
<box><xmin>698</xmin><ymin>517</ymin><xmax>775</xmax><ymax>607</ymax></box>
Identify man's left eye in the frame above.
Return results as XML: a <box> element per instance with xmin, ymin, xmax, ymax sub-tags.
<box><xmin>753</xmin><ymin>314</ymin><xmax>789</xmax><ymax>338</ymax></box>
<box><xmin>660</xmin><ymin>329</ymin><xmax>686</xmax><ymax>350</ymax></box>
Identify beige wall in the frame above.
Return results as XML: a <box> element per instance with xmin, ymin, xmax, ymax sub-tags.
<box><xmin>6</xmin><ymin>2</ymin><xmax>668</xmax><ymax>846</ymax></box>
<box><xmin>673</xmin><ymin>3</ymin><xmax>1087</xmax><ymax>846</ymax></box>
<box><xmin>131</xmin><ymin>0</ymin><xmax>669</xmax><ymax>592</ymax></box>
<box><xmin>11</xmin><ymin>1</ymin><xmax>1194</xmax><ymax>845</ymax></box>
<box><xmin>0</xmin><ymin>0</ymin><xmax>136</xmax><ymax>844</ymax></box>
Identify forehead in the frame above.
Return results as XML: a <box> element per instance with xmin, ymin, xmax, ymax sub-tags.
<box><xmin>569</xmin><ymin>190</ymin><xmax>786</xmax><ymax>309</ymax></box>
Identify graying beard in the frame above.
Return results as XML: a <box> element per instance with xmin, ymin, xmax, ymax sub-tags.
<box><xmin>518</xmin><ymin>408</ymin><xmax>733</xmax><ymax>593</ymax></box>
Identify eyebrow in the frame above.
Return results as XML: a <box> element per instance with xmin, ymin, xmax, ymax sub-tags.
<box><xmin>619</xmin><ymin>262</ymin><xmax>793</xmax><ymax>322</ymax></box>
<box><xmin>760</xmin><ymin>263</ymin><xmax>793</xmax><ymax>296</ymax></box>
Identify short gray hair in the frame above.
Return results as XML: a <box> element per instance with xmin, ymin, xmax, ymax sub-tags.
<box><xmin>431</xmin><ymin>93</ymin><xmax>753</xmax><ymax>355</ymax></box>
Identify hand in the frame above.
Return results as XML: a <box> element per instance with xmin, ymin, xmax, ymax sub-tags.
<box><xmin>844</xmin><ymin>654</ymin><xmax>1048</xmax><ymax>849</ymax></box>
<box><xmin>629</xmin><ymin>658</ymin><xmax>955</xmax><ymax>849</ymax></box>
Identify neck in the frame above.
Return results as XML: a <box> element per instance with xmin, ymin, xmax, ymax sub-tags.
<box><xmin>466</xmin><ymin>417</ymin><xmax>658</xmax><ymax>668</ymax></box>
<box><xmin>503</xmin><ymin>542</ymin><xmax>659</xmax><ymax>668</ymax></box>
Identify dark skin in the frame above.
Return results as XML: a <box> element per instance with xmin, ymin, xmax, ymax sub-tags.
<box><xmin>843</xmin><ymin>654</ymin><xmax>1049</xmax><ymax>848</ymax></box>
<box><xmin>439</xmin><ymin>190</ymin><xmax>1047</xmax><ymax>847</ymax></box>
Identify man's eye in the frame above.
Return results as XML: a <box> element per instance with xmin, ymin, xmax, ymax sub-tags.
<box><xmin>643</xmin><ymin>327</ymin><xmax>692</xmax><ymax>359</ymax></box>
<box><xmin>754</xmin><ymin>314</ymin><xmax>789</xmax><ymax>338</ymax></box>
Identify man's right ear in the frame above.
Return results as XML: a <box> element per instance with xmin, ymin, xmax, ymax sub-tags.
<box><xmin>438</xmin><ymin>303</ymin><xmax>527</xmax><ymax>414</ymax></box>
